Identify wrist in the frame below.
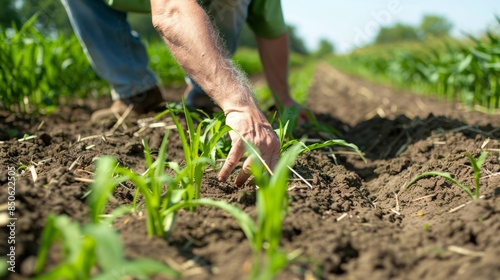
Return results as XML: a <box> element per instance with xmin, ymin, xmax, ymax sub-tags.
<box><xmin>220</xmin><ymin>91</ymin><xmax>259</xmax><ymax>115</ymax></box>
<box><xmin>224</xmin><ymin>103</ymin><xmax>261</xmax><ymax>118</ymax></box>
<box><xmin>224</xmin><ymin>102</ymin><xmax>268</xmax><ymax>124</ymax></box>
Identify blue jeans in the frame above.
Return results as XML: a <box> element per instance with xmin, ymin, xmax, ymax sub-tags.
<box><xmin>61</xmin><ymin>0</ymin><xmax>251</xmax><ymax>103</ymax></box>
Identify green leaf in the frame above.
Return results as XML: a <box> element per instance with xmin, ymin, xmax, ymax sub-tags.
<box><xmin>169</xmin><ymin>104</ymin><xmax>192</xmax><ymax>167</ymax></box>
<box><xmin>54</xmin><ymin>216</ymin><xmax>84</xmax><ymax>265</ymax></box>
<box><xmin>84</xmin><ymin>224</ymin><xmax>124</xmax><ymax>272</ymax></box>
<box><xmin>281</xmin><ymin>106</ymin><xmax>299</xmax><ymax>138</ymax></box>
<box><xmin>101</xmin><ymin>205</ymin><xmax>133</xmax><ymax>225</ymax></box>
<box><xmin>72</xmin><ymin>235</ymin><xmax>96</xmax><ymax>279</ymax></box>
<box><xmin>466</xmin><ymin>152</ymin><xmax>489</xmax><ymax>198</ymax></box>
<box><xmin>457</xmin><ymin>54</ymin><xmax>473</xmax><ymax>73</ymax></box>
<box><xmin>32</xmin><ymin>264</ymin><xmax>77</xmax><ymax>280</ymax></box>
<box><xmin>163</xmin><ymin>198</ymin><xmax>257</xmax><ymax>247</ymax></box>
<box><xmin>153</xmin><ymin>131</ymin><xmax>170</xmax><ymax>198</ymax></box>
<box><xmin>92</xmin><ymin>259</ymin><xmax>180</xmax><ymax>280</ymax></box>
<box><xmin>470</xmin><ymin>48</ymin><xmax>493</xmax><ymax>61</ymax></box>
<box><xmin>88</xmin><ymin>156</ymin><xmax>119</xmax><ymax>223</ymax></box>
<box><xmin>405</xmin><ymin>171</ymin><xmax>474</xmax><ymax>199</ymax></box>
<box><xmin>303</xmin><ymin>139</ymin><xmax>366</xmax><ymax>162</ymax></box>
<box><xmin>142</xmin><ymin>138</ymin><xmax>153</xmax><ymax>168</ymax></box>
<box><xmin>485</xmin><ymin>62</ymin><xmax>500</xmax><ymax>70</ymax></box>
<box><xmin>35</xmin><ymin>215</ymin><xmax>58</xmax><ymax>274</ymax></box>
<box><xmin>34</xmin><ymin>215</ymin><xmax>88</xmax><ymax>277</ymax></box>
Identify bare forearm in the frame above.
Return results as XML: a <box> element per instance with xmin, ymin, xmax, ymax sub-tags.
<box><xmin>151</xmin><ymin>0</ymin><xmax>280</xmax><ymax>185</ymax></box>
<box><xmin>151</xmin><ymin>0</ymin><xmax>256</xmax><ymax>112</ymax></box>
<box><xmin>256</xmin><ymin>33</ymin><xmax>294</xmax><ymax>107</ymax></box>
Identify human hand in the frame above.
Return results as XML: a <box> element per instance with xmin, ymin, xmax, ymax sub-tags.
<box><xmin>280</xmin><ymin>99</ymin><xmax>314</xmax><ymax>126</ymax></box>
<box><xmin>218</xmin><ymin>108</ymin><xmax>280</xmax><ymax>186</ymax></box>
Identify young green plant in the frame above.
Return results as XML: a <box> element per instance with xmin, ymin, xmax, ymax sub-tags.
<box><xmin>33</xmin><ymin>215</ymin><xmax>179</xmax><ymax>279</ymax></box>
<box><xmin>162</xmin><ymin>102</ymin><xmax>231</xmax><ymax>200</ymax></box>
<box><xmin>90</xmin><ymin>104</ymin><xmax>231</xmax><ymax>237</ymax></box>
<box><xmin>36</xmin><ymin>144</ymin><xmax>180</xmax><ymax>278</ymax></box>
<box><xmin>405</xmin><ymin>152</ymin><xmax>489</xmax><ymax>200</ymax></box>
<box><xmin>274</xmin><ymin>108</ymin><xmax>365</xmax><ymax>162</ymax></box>
<box><xmin>1</xmin><ymin>14</ymin><xmax>106</xmax><ymax>113</ymax></box>
<box><xmin>89</xmin><ymin>132</ymin><xmax>179</xmax><ymax>237</ymax></box>
<box><xmin>246</xmin><ymin>141</ymin><xmax>304</xmax><ymax>279</ymax></box>
<box><xmin>162</xmin><ymin>142</ymin><xmax>305</xmax><ymax>280</ymax></box>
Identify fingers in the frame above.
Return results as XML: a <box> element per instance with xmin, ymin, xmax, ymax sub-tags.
<box><xmin>218</xmin><ymin>137</ymin><xmax>244</xmax><ymax>182</ymax></box>
<box><xmin>234</xmin><ymin>155</ymin><xmax>253</xmax><ymax>186</ymax></box>
<box><xmin>219</xmin><ymin>109</ymin><xmax>280</xmax><ymax>185</ymax></box>
<box><xmin>220</xmin><ymin>131</ymin><xmax>280</xmax><ymax>186</ymax></box>
<box><xmin>234</xmin><ymin>141</ymin><xmax>279</xmax><ymax>186</ymax></box>
<box><xmin>236</xmin><ymin>134</ymin><xmax>280</xmax><ymax>185</ymax></box>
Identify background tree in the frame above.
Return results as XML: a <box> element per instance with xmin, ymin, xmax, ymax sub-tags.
<box><xmin>419</xmin><ymin>14</ymin><xmax>453</xmax><ymax>38</ymax></box>
<box><xmin>239</xmin><ymin>24</ymin><xmax>309</xmax><ymax>55</ymax></box>
<box><xmin>374</xmin><ymin>23</ymin><xmax>420</xmax><ymax>44</ymax></box>
<box><xmin>0</xmin><ymin>1</ymin><xmax>21</xmax><ymax>28</ymax></box>
<box><xmin>287</xmin><ymin>25</ymin><xmax>309</xmax><ymax>55</ymax></box>
<box><xmin>314</xmin><ymin>38</ymin><xmax>335</xmax><ymax>57</ymax></box>
<box><xmin>11</xmin><ymin>0</ymin><xmax>72</xmax><ymax>35</ymax></box>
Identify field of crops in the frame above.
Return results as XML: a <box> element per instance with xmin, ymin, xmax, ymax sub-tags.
<box><xmin>0</xmin><ymin>17</ymin><xmax>306</xmax><ymax>114</ymax></box>
<box><xmin>330</xmin><ymin>17</ymin><xmax>500</xmax><ymax>111</ymax></box>
<box><xmin>1</xmin><ymin>16</ymin><xmax>500</xmax><ymax>280</ymax></box>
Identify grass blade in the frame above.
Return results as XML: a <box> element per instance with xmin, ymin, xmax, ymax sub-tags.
<box><xmin>163</xmin><ymin>198</ymin><xmax>256</xmax><ymax>247</ymax></box>
<box><xmin>465</xmin><ymin>152</ymin><xmax>489</xmax><ymax>198</ymax></box>
<box><xmin>88</xmin><ymin>157</ymin><xmax>119</xmax><ymax>223</ymax></box>
<box><xmin>92</xmin><ymin>259</ymin><xmax>180</xmax><ymax>280</ymax></box>
<box><xmin>405</xmin><ymin>171</ymin><xmax>474</xmax><ymax>199</ymax></box>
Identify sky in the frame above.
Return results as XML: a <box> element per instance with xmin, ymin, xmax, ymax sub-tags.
<box><xmin>281</xmin><ymin>0</ymin><xmax>500</xmax><ymax>53</ymax></box>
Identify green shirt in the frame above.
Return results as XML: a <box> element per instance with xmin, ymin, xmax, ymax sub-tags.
<box><xmin>247</xmin><ymin>0</ymin><xmax>287</xmax><ymax>38</ymax></box>
<box><xmin>105</xmin><ymin>0</ymin><xmax>287</xmax><ymax>38</ymax></box>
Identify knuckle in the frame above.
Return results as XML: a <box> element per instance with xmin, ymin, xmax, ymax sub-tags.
<box><xmin>224</xmin><ymin>157</ymin><xmax>239</xmax><ymax>167</ymax></box>
<box><xmin>230</xmin><ymin>137</ymin><xmax>242</xmax><ymax>145</ymax></box>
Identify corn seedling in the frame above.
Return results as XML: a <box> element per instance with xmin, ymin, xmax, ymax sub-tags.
<box><xmin>246</xmin><ymin>142</ymin><xmax>304</xmax><ymax>279</ymax></box>
<box><xmin>1</xmin><ymin>17</ymin><xmax>273</xmax><ymax>114</ymax></box>
<box><xmin>208</xmin><ymin>112</ymin><xmax>233</xmax><ymax>158</ymax></box>
<box><xmin>330</xmin><ymin>17</ymin><xmax>500</xmax><ymax>110</ymax></box>
<box><xmin>38</xmin><ymin>136</ymin><xmax>180</xmax><ymax>277</ymax></box>
<box><xmin>33</xmin><ymin>215</ymin><xmax>179</xmax><ymax>279</ymax></box>
<box><xmin>90</xmin><ymin>132</ymin><xmax>181</xmax><ymax>237</ymax></box>
<box><xmin>91</xmin><ymin>105</ymin><xmax>231</xmax><ymax>236</ymax></box>
<box><xmin>405</xmin><ymin>152</ymin><xmax>489</xmax><ymax>200</ymax></box>
<box><xmin>274</xmin><ymin>110</ymin><xmax>365</xmax><ymax>162</ymax></box>
<box><xmin>163</xmin><ymin>142</ymin><xmax>304</xmax><ymax>279</ymax></box>
<box><xmin>1</xmin><ymin>14</ymin><xmax>106</xmax><ymax>113</ymax></box>
<box><xmin>87</xmin><ymin>156</ymin><xmax>133</xmax><ymax>225</ymax></box>
<box><xmin>163</xmin><ymin>101</ymin><xmax>232</xmax><ymax>201</ymax></box>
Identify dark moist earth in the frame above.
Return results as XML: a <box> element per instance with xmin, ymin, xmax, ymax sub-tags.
<box><xmin>1</xmin><ymin>63</ymin><xmax>500</xmax><ymax>280</ymax></box>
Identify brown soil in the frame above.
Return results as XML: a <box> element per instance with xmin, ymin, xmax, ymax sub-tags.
<box><xmin>1</xmin><ymin>63</ymin><xmax>499</xmax><ymax>280</ymax></box>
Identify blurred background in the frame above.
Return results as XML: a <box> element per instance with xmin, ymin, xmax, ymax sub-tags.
<box><xmin>3</xmin><ymin>0</ymin><xmax>499</xmax><ymax>54</ymax></box>
<box><xmin>283</xmin><ymin>0</ymin><xmax>500</xmax><ymax>53</ymax></box>
<box><xmin>1</xmin><ymin>0</ymin><xmax>500</xmax><ymax>113</ymax></box>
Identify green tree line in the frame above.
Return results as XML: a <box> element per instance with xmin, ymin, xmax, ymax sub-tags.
<box><xmin>374</xmin><ymin>14</ymin><xmax>453</xmax><ymax>44</ymax></box>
